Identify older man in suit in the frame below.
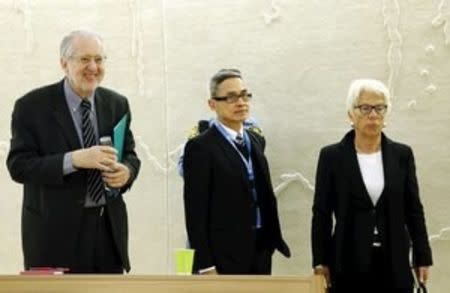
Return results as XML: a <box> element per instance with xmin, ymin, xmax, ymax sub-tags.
<box><xmin>183</xmin><ymin>69</ymin><xmax>290</xmax><ymax>275</ymax></box>
<box><xmin>7</xmin><ymin>30</ymin><xmax>140</xmax><ymax>273</ymax></box>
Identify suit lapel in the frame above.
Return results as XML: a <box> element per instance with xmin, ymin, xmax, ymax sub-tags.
<box><xmin>247</xmin><ymin>130</ymin><xmax>270</xmax><ymax>184</ymax></box>
<box><xmin>51</xmin><ymin>80</ymin><xmax>81</xmax><ymax>150</ymax></box>
<box><xmin>211</xmin><ymin>126</ymin><xmax>249</xmax><ymax>186</ymax></box>
<box><xmin>378</xmin><ymin>134</ymin><xmax>397</xmax><ymax>206</ymax></box>
<box><xmin>340</xmin><ymin>131</ymin><xmax>374</xmax><ymax>207</ymax></box>
<box><xmin>94</xmin><ymin>89</ymin><xmax>112</xmax><ymax>138</ymax></box>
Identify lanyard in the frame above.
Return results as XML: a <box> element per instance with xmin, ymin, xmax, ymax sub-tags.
<box><xmin>213</xmin><ymin>120</ymin><xmax>262</xmax><ymax>228</ymax></box>
<box><xmin>213</xmin><ymin>120</ymin><xmax>254</xmax><ymax>181</ymax></box>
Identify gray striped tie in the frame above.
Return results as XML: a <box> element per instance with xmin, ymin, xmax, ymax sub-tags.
<box><xmin>81</xmin><ymin>100</ymin><xmax>104</xmax><ymax>203</ymax></box>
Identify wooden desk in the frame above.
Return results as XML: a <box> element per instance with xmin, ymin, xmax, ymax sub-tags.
<box><xmin>0</xmin><ymin>275</ymin><xmax>326</xmax><ymax>293</ymax></box>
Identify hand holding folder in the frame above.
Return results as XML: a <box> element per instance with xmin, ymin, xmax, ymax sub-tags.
<box><xmin>99</xmin><ymin>114</ymin><xmax>130</xmax><ymax>193</ymax></box>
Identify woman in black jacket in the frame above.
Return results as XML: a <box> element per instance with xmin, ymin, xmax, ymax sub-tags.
<box><xmin>311</xmin><ymin>79</ymin><xmax>432</xmax><ymax>293</ymax></box>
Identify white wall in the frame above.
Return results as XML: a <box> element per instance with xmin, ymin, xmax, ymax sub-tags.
<box><xmin>0</xmin><ymin>0</ymin><xmax>448</xmax><ymax>290</ymax></box>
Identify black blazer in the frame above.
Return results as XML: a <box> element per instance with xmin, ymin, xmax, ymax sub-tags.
<box><xmin>311</xmin><ymin>130</ymin><xmax>432</xmax><ymax>288</ymax></box>
<box><xmin>7</xmin><ymin>80</ymin><xmax>140</xmax><ymax>272</ymax></box>
<box><xmin>183</xmin><ymin>125</ymin><xmax>290</xmax><ymax>273</ymax></box>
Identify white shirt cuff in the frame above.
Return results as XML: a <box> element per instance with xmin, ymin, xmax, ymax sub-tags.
<box><xmin>198</xmin><ymin>266</ymin><xmax>216</xmax><ymax>274</ymax></box>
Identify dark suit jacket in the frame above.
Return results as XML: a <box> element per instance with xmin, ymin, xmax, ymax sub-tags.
<box><xmin>311</xmin><ymin>130</ymin><xmax>432</xmax><ymax>288</ymax></box>
<box><xmin>7</xmin><ymin>80</ymin><xmax>140</xmax><ymax>272</ymax></box>
<box><xmin>183</xmin><ymin>124</ymin><xmax>290</xmax><ymax>274</ymax></box>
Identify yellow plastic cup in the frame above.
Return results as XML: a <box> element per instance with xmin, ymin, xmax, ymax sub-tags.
<box><xmin>175</xmin><ymin>248</ymin><xmax>195</xmax><ymax>275</ymax></box>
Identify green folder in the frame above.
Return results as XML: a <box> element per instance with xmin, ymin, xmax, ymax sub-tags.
<box><xmin>113</xmin><ymin>114</ymin><xmax>128</xmax><ymax>162</ymax></box>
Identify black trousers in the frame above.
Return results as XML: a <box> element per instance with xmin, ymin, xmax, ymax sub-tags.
<box><xmin>71</xmin><ymin>206</ymin><xmax>123</xmax><ymax>274</ymax></box>
<box><xmin>331</xmin><ymin>246</ymin><xmax>412</xmax><ymax>293</ymax></box>
<box><xmin>217</xmin><ymin>228</ymin><xmax>273</xmax><ymax>275</ymax></box>
<box><xmin>249</xmin><ymin>228</ymin><xmax>273</xmax><ymax>274</ymax></box>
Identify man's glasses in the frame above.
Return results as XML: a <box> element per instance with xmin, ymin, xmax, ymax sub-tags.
<box><xmin>69</xmin><ymin>55</ymin><xmax>107</xmax><ymax>66</ymax></box>
<box><xmin>212</xmin><ymin>92</ymin><xmax>253</xmax><ymax>103</ymax></box>
<box><xmin>354</xmin><ymin>104</ymin><xmax>388</xmax><ymax>116</ymax></box>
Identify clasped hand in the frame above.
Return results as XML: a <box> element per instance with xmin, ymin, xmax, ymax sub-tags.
<box><xmin>72</xmin><ymin>146</ymin><xmax>130</xmax><ymax>188</ymax></box>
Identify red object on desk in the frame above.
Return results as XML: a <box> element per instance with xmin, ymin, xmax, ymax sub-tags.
<box><xmin>20</xmin><ymin>267</ymin><xmax>69</xmax><ymax>275</ymax></box>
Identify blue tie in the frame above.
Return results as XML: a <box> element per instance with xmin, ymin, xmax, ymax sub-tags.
<box><xmin>81</xmin><ymin>100</ymin><xmax>104</xmax><ymax>203</ymax></box>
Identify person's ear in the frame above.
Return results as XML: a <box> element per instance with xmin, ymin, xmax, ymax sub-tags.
<box><xmin>208</xmin><ymin>99</ymin><xmax>216</xmax><ymax>111</ymax></box>
<box><xmin>347</xmin><ymin>111</ymin><xmax>355</xmax><ymax>127</ymax></box>
<box><xmin>60</xmin><ymin>58</ymin><xmax>68</xmax><ymax>73</ymax></box>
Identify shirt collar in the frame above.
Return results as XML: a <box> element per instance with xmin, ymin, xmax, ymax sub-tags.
<box><xmin>217</xmin><ymin>120</ymin><xmax>244</xmax><ymax>139</ymax></box>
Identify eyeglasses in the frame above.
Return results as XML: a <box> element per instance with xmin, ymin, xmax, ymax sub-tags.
<box><xmin>354</xmin><ymin>104</ymin><xmax>388</xmax><ymax>116</ymax></box>
<box><xmin>69</xmin><ymin>55</ymin><xmax>107</xmax><ymax>65</ymax></box>
<box><xmin>212</xmin><ymin>92</ymin><xmax>253</xmax><ymax>103</ymax></box>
